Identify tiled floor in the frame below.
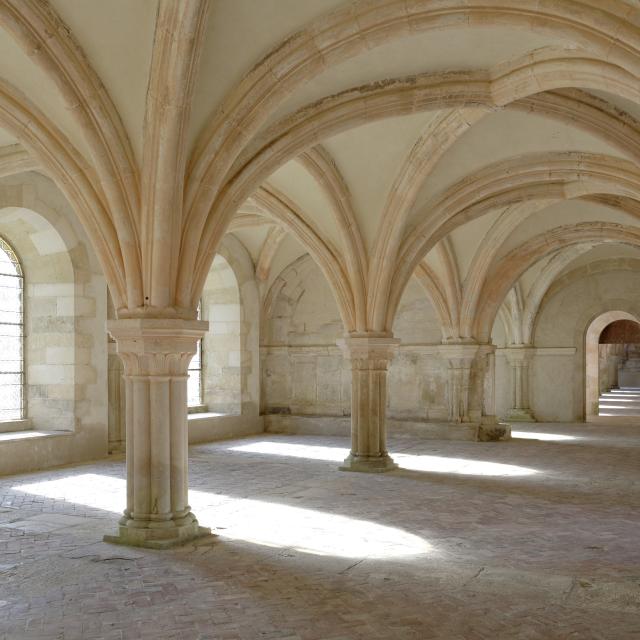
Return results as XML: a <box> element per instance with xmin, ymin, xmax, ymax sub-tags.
<box><xmin>0</xmin><ymin>423</ymin><xmax>639</xmax><ymax>639</ymax></box>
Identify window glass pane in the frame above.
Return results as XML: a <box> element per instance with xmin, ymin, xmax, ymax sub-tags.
<box><xmin>0</xmin><ymin>237</ymin><xmax>23</xmax><ymax>419</ymax></box>
<box><xmin>187</xmin><ymin>372</ymin><xmax>201</xmax><ymax>407</ymax></box>
<box><xmin>187</xmin><ymin>301</ymin><xmax>203</xmax><ymax>407</ymax></box>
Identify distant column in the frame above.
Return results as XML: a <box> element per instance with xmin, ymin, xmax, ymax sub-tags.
<box><xmin>505</xmin><ymin>346</ymin><xmax>536</xmax><ymax>422</ymax></box>
<box><xmin>337</xmin><ymin>335</ymin><xmax>400</xmax><ymax>473</ymax></box>
<box><xmin>439</xmin><ymin>343</ymin><xmax>479</xmax><ymax>423</ymax></box>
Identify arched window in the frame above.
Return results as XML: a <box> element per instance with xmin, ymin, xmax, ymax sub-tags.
<box><xmin>0</xmin><ymin>237</ymin><xmax>24</xmax><ymax>420</ymax></box>
<box><xmin>187</xmin><ymin>301</ymin><xmax>203</xmax><ymax>408</ymax></box>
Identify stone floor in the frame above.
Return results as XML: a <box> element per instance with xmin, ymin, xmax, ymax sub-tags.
<box><xmin>0</xmin><ymin>423</ymin><xmax>639</xmax><ymax>640</ymax></box>
<box><xmin>599</xmin><ymin>388</ymin><xmax>640</xmax><ymax>417</ymax></box>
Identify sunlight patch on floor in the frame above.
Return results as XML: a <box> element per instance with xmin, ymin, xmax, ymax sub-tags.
<box><xmin>511</xmin><ymin>431</ymin><xmax>577</xmax><ymax>442</ymax></box>
<box><xmin>230</xmin><ymin>441</ymin><xmax>537</xmax><ymax>476</ymax></box>
<box><xmin>13</xmin><ymin>473</ymin><xmax>432</xmax><ymax>559</ymax></box>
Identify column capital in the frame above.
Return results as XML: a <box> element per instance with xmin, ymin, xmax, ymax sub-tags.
<box><xmin>438</xmin><ymin>342</ymin><xmax>479</xmax><ymax>368</ymax></box>
<box><xmin>477</xmin><ymin>343</ymin><xmax>497</xmax><ymax>357</ymax></box>
<box><xmin>108</xmin><ymin>318</ymin><xmax>209</xmax><ymax>376</ymax></box>
<box><xmin>337</xmin><ymin>334</ymin><xmax>400</xmax><ymax>366</ymax></box>
<box><xmin>503</xmin><ymin>345</ymin><xmax>536</xmax><ymax>365</ymax></box>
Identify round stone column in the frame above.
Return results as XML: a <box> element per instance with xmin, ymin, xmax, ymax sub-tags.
<box><xmin>104</xmin><ymin>318</ymin><xmax>211</xmax><ymax>549</ymax></box>
<box><xmin>337</xmin><ymin>335</ymin><xmax>400</xmax><ymax>473</ymax></box>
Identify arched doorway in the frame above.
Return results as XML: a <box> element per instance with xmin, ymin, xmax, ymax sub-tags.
<box><xmin>585</xmin><ymin>311</ymin><xmax>640</xmax><ymax>421</ymax></box>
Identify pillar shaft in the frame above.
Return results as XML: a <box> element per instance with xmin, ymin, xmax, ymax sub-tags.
<box><xmin>338</xmin><ymin>335</ymin><xmax>399</xmax><ymax>473</ymax></box>
<box><xmin>505</xmin><ymin>346</ymin><xmax>536</xmax><ymax>422</ymax></box>
<box><xmin>104</xmin><ymin>318</ymin><xmax>211</xmax><ymax>549</ymax></box>
<box><xmin>439</xmin><ymin>344</ymin><xmax>479</xmax><ymax>423</ymax></box>
<box><xmin>479</xmin><ymin>344</ymin><xmax>497</xmax><ymax>425</ymax></box>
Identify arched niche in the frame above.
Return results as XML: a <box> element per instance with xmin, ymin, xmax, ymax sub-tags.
<box><xmin>201</xmin><ymin>254</ymin><xmax>242</xmax><ymax>414</ymax></box>
<box><xmin>260</xmin><ymin>253</ymin><xmax>346</xmax><ymax>417</ymax></box>
<box><xmin>585</xmin><ymin>310</ymin><xmax>640</xmax><ymax>421</ymax></box>
<box><xmin>202</xmin><ymin>235</ymin><xmax>261</xmax><ymax>416</ymax></box>
<box><xmin>0</xmin><ymin>175</ymin><xmax>108</xmax><ymax>474</ymax></box>
<box><xmin>0</xmin><ymin>205</ymin><xmax>76</xmax><ymax>431</ymax></box>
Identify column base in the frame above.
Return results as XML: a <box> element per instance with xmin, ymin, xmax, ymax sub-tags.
<box><xmin>339</xmin><ymin>453</ymin><xmax>398</xmax><ymax>473</ymax></box>
<box><xmin>506</xmin><ymin>409</ymin><xmax>536</xmax><ymax>422</ymax></box>
<box><xmin>477</xmin><ymin>423</ymin><xmax>511</xmax><ymax>442</ymax></box>
<box><xmin>104</xmin><ymin>513</ymin><xmax>212</xmax><ymax>549</ymax></box>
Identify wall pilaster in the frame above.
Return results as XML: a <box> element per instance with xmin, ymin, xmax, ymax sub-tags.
<box><xmin>504</xmin><ymin>346</ymin><xmax>536</xmax><ymax>422</ymax></box>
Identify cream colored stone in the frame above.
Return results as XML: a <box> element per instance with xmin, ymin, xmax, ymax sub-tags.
<box><xmin>105</xmin><ymin>318</ymin><xmax>211</xmax><ymax>549</ymax></box>
<box><xmin>0</xmin><ymin>0</ymin><xmax>637</xmax><ymax>565</ymax></box>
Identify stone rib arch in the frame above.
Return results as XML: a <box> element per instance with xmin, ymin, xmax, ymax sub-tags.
<box><xmin>256</xmin><ymin>225</ymin><xmax>288</xmax><ymax>283</ymax></box>
<box><xmin>142</xmin><ymin>1</ymin><xmax>209</xmax><ymax>312</ymax></box>
<box><xmin>0</xmin><ymin>0</ymin><xmax>140</xmax><ymax>236</ymax></box>
<box><xmin>260</xmin><ymin>253</ymin><xmax>326</xmax><ymax>347</ymax></box>
<box><xmin>519</xmin><ymin>245</ymin><xmax>599</xmax><ymax>345</ymax></box>
<box><xmin>387</xmin><ymin>152</ymin><xmax>640</xmax><ymax>334</ymax></box>
<box><xmin>186</xmin><ymin>0</ymin><xmax>640</xmax><ymax>226</ymax></box>
<box><xmin>413</xmin><ymin>262</ymin><xmax>455</xmax><ymax>340</ymax></box>
<box><xmin>474</xmin><ymin>223</ymin><xmax>640</xmax><ymax>342</ymax></box>
<box><xmin>435</xmin><ymin>238</ymin><xmax>462</xmax><ymax>337</ymax></box>
<box><xmin>460</xmin><ymin>201</ymin><xmax>558</xmax><ymax>340</ymax></box>
<box><xmin>184</xmin><ymin>53</ymin><xmax>640</xmax><ymax>319</ymax></box>
<box><xmin>237</xmin><ymin>66</ymin><xmax>640</xmax><ymax>187</ymax></box>
<box><xmin>247</xmin><ymin>185</ymin><xmax>356</xmax><ymax>331</ymax></box>
<box><xmin>297</xmin><ymin>145</ymin><xmax>367</xmax><ymax>330</ymax></box>
<box><xmin>538</xmin><ymin>257</ymin><xmax>640</xmax><ymax>322</ymax></box>
<box><xmin>0</xmin><ymin>78</ymin><xmax>130</xmax><ymax>308</ymax></box>
<box><xmin>367</xmin><ymin>107</ymin><xmax>485</xmax><ymax>330</ymax></box>
<box><xmin>502</xmin><ymin>287</ymin><xmax>524</xmax><ymax>345</ymax></box>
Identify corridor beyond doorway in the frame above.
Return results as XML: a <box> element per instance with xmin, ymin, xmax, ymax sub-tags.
<box><xmin>598</xmin><ymin>388</ymin><xmax>640</xmax><ymax>417</ymax></box>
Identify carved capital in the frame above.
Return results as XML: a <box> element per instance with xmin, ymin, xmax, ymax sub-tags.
<box><xmin>337</xmin><ymin>334</ymin><xmax>400</xmax><ymax>370</ymax></box>
<box><xmin>438</xmin><ymin>343</ymin><xmax>479</xmax><ymax>369</ymax></box>
<box><xmin>108</xmin><ymin>318</ymin><xmax>208</xmax><ymax>377</ymax></box>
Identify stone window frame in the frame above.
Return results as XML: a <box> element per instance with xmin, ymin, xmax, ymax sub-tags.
<box><xmin>0</xmin><ymin>234</ymin><xmax>24</xmax><ymax>421</ymax></box>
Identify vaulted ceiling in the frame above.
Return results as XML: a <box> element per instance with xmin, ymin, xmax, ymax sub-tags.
<box><xmin>1</xmin><ymin>0</ymin><xmax>639</xmax><ymax>341</ymax></box>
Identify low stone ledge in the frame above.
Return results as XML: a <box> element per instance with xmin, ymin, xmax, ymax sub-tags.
<box><xmin>265</xmin><ymin>414</ymin><xmax>350</xmax><ymax>437</ymax></box>
<box><xmin>0</xmin><ymin>429</ymin><xmax>70</xmax><ymax>442</ymax></box>
<box><xmin>265</xmin><ymin>414</ymin><xmax>511</xmax><ymax>442</ymax></box>
<box><xmin>0</xmin><ymin>418</ymin><xmax>32</xmax><ymax>434</ymax></box>
<box><xmin>188</xmin><ymin>413</ymin><xmax>264</xmax><ymax>444</ymax></box>
<box><xmin>0</xmin><ymin>430</ymin><xmax>89</xmax><ymax>477</ymax></box>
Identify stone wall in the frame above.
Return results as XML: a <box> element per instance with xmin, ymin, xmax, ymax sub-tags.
<box><xmin>0</xmin><ymin>174</ymin><xmax>108</xmax><ymax>474</ymax></box>
<box><xmin>105</xmin><ymin>235</ymin><xmax>262</xmax><ymax>455</ymax></box>
<box><xmin>494</xmin><ymin>267</ymin><xmax>640</xmax><ymax>422</ymax></box>
<box><xmin>202</xmin><ymin>254</ymin><xmax>243</xmax><ymax>414</ymax></box>
<box><xmin>261</xmin><ymin>255</ymin><xmax>451</xmax><ymax>422</ymax></box>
